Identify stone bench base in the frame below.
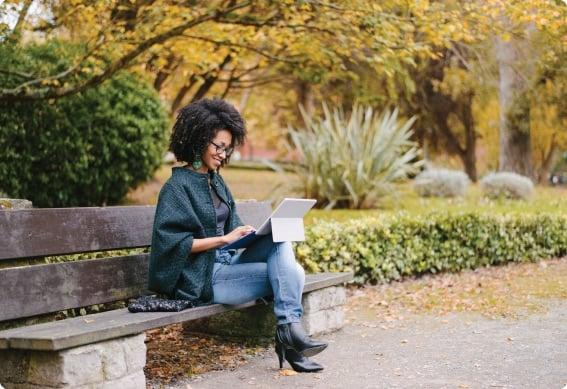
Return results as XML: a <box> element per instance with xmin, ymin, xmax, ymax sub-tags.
<box><xmin>302</xmin><ymin>286</ymin><xmax>346</xmax><ymax>335</ymax></box>
<box><xmin>184</xmin><ymin>285</ymin><xmax>347</xmax><ymax>338</ymax></box>
<box><xmin>0</xmin><ymin>334</ymin><xmax>146</xmax><ymax>389</ymax></box>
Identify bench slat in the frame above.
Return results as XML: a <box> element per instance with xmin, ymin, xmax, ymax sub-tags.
<box><xmin>0</xmin><ymin>206</ymin><xmax>155</xmax><ymax>260</ymax></box>
<box><xmin>0</xmin><ymin>272</ymin><xmax>353</xmax><ymax>351</ymax></box>
<box><xmin>0</xmin><ymin>255</ymin><xmax>149</xmax><ymax>322</ymax></box>
<box><xmin>0</xmin><ymin>202</ymin><xmax>271</xmax><ymax>261</ymax></box>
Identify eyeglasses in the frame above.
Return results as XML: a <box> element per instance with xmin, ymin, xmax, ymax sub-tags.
<box><xmin>209</xmin><ymin>141</ymin><xmax>234</xmax><ymax>157</ymax></box>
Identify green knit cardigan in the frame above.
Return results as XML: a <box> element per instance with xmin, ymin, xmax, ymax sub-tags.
<box><xmin>148</xmin><ymin>166</ymin><xmax>243</xmax><ymax>303</ymax></box>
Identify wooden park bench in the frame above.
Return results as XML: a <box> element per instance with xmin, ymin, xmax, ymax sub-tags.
<box><xmin>0</xmin><ymin>202</ymin><xmax>352</xmax><ymax>388</ymax></box>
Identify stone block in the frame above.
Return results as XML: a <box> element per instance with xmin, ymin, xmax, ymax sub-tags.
<box><xmin>302</xmin><ymin>306</ymin><xmax>345</xmax><ymax>336</ymax></box>
<box><xmin>122</xmin><ymin>334</ymin><xmax>146</xmax><ymax>373</ymax></box>
<box><xmin>302</xmin><ymin>286</ymin><xmax>346</xmax><ymax>314</ymax></box>
<box><xmin>27</xmin><ymin>346</ymin><xmax>103</xmax><ymax>387</ymax></box>
<box><xmin>100</xmin><ymin>339</ymin><xmax>127</xmax><ymax>380</ymax></box>
<box><xmin>0</xmin><ymin>334</ymin><xmax>147</xmax><ymax>389</ymax></box>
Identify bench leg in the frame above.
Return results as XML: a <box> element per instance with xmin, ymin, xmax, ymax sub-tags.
<box><xmin>301</xmin><ymin>286</ymin><xmax>347</xmax><ymax>336</ymax></box>
<box><xmin>0</xmin><ymin>334</ymin><xmax>146</xmax><ymax>388</ymax></box>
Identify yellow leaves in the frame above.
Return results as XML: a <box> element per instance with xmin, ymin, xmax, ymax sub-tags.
<box><xmin>40</xmin><ymin>79</ymin><xmax>61</xmax><ymax>87</ymax></box>
<box><xmin>372</xmin><ymin>4</ymin><xmax>382</xmax><ymax>12</ymax></box>
<box><xmin>501</xmin><ymin>32</ymin><xmax>512</xmax><ymax>42</ymax></box>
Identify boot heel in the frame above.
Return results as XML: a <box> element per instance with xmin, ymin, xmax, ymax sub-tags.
<box><xmin>283</xmin><ymin>348</ymin><xmax>324</xmax><ymax>373</ymax></box>
<box><xmin>275</xmin><ymin>342</ymin><xmax>285</xmax><ymax>368</ymax></box>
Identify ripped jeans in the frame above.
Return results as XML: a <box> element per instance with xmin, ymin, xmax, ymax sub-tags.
<box><xmin>212</xmin><ymin>234</ymin><xmax>305</xmax><ymax>325</ymax></box>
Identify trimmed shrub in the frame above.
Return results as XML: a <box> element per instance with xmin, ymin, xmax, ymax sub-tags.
<box><xmin>413</xmin><ymin>168</ymin><xmax>470</xmax><ymax>197</ymax></box>
<box><xmin>288</xmin><ymin>103</ymin><xmax>422</xmax><ymax>209</ymax></box>
<box><xmin>480</xmin><ymin>172</ymin><xmax>534</xmax><ymax>200</ymax></box>
<box><xmin>295</xmin><ymin>213</ymin><xmax>567</xmax><ymax>284</ymax></box>
<box><xmin>0</xmin><ymin>42</ymin><xmax>169</xmax><ymax>207</ymax></box>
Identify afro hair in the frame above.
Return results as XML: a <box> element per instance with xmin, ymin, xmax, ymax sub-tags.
<box><xmin>169</xmin><ymin>98</ymin><xmax>247</xmax><ymax>167</ymax></box>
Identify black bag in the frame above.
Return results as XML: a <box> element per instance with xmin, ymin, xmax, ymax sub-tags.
<box><xmin>128</xmin><ymin>295</ymin><xmax>196</xmax><ymax>313</ymax></box>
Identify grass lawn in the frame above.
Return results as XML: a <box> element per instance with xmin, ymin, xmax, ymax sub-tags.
<box><xmin>126</xmin><ymin>164</ymin><xmax>567</xmax><ymax>224</ymax></box>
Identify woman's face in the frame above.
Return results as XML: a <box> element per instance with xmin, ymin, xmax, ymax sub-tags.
<box><xmin>200</xmin><ymin>129</ymin><xmax>233</xmax><ymax>172</ymax></box>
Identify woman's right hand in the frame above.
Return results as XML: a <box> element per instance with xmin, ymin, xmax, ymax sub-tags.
<box><xmin>222</xmin><ymin>225</ymin><xmax>256</xmax><ymax>244</ymax></box>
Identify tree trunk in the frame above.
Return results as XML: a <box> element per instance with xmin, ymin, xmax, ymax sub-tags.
<box><xmin>295</xmin><ymin>80</ymin><xmax>314</xmax><ymax>120</ymax></box>
<box><xmin>537</xmin><ymin>140</ymin><xmax>558</xmax><ymax>185</ymax></box>
<box><xmin>496</xmin><ymin>36</ymin><xmax>534</xmax><ymax>177</ymax></box>
<box><xmin>461</xmin><ymin>93</ymin><xmax>478</xmax><ymax>182</ymax></box>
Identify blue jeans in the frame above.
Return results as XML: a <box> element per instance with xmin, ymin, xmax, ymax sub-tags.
<box><xmin>212</xmin><ymin>234</ymin><xmax>305</xmax><ymax>325</ymax></box>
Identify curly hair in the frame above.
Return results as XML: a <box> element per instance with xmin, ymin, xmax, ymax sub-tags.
<box><xmin>170</xmin><ymin>98</ymin><xmax>246</xmax><ymax>167</ymax></box>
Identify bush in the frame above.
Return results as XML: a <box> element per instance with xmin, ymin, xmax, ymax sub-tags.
<box><xmin>480</xmin><ymin>172</ymin><xmax>534</xmax><ymax>200</ymax></box>
<box><xmin>295</xmin><ymin>213</ymin><xmax>567</xmax><ymax>284</ymax></box>
<box><xmin>288</xmin><ymin>103</ymin><xmax>422</xmax><ymax>209</ymax></box>
<box><xmin>0</xmin><ymin>41</ymin><xmax>169</xmax><ymax>207</ymax></box>
<box><xmin>413</xmin><ymin>168</ymin><xmax>470</xmax><ymax>197</ymax></box>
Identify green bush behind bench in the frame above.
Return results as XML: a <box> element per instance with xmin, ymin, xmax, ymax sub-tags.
<box><xmin>295</xmin><ymin>212</ymin><xmax>567</xmax><ymax>284</ymax></box>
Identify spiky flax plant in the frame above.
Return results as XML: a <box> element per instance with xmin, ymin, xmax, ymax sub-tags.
<box><xmin>288</xmin><ymin>103</ymin><xmax>422</xmax><ymax>209</ymax></box>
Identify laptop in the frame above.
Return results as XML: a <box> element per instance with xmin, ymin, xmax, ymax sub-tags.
<box><xmin>221</xmin><ymin>198</ymin><xmax>316</xmax><ymax>250</ymax></box>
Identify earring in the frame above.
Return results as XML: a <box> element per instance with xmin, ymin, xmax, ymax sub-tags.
<box><xmin>192</xmin><ymin>155</ymin><xmax>202</xmax><ymax>170</ymax></box>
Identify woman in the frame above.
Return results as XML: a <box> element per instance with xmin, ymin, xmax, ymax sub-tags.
<box><xmin>148</xmin><ymin>98</ymin><xmax>327</xmax><ymax>372</ymax></box>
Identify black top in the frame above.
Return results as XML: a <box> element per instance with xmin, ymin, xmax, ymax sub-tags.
<box><xmin>210</xmin><ymin>186</ymin><xmax>229</xmax><ymax>236</ymax></box>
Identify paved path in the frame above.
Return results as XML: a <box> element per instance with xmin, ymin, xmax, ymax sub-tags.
<box><xmin>180</xmin><ymin>300</ymin><xmax>567</xmax><ymax>389</ymax></box>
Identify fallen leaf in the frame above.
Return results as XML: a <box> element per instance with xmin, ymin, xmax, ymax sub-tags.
<box><xmin>280</xmin><ymin>369</ymin><xmax>298</xmax><ymax>376</ymax></box>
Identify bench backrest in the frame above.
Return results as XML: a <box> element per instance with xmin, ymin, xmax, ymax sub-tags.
<box><xmin>0</xmin><ymin>202</ymin><xmax>272</xmax><ymax>322</ymax></box>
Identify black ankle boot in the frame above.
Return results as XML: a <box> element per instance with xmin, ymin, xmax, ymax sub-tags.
<box><xmin>275</xmin><ymin>343</ymin><xmax>324</xmax><ymax>372</ymax></box>
<box><xmin>275</xmin><ymin>322</ymin><xmax>328</xmax><ymax>357</ymax></box>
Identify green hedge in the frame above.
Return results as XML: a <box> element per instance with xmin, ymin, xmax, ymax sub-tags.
<box><xmin>295</xmin><ymin>213</ymin><xmax>567</xmax><ymax>284</ymax></box>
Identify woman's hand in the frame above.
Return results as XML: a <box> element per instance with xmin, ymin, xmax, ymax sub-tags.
<box><xmin>222</xmin><ymin>225</ymin><xmax>256</xmax><ymax>244</ymax></box>
<box><xmin>191</xmin><ymin>225</ymin><xmax>256</xmax><ymax>253</ymax></box>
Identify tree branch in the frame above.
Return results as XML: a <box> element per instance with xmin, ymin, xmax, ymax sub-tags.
<box><xmin>171</xmin><ymin>74</ymin><xmax>197</xmax><ymax>114</ymax></box>
<box><xmin>0</xmin><ymin>1</ymin><xmax>252</xmax><ymax>102</ymax></box>
<box><xmin>0</xmin><ymin>69</ymin><xmax>35</xmax><ymax>80</ymax></box>
<box><xmin>182</xmin><ymin>34</ymin><xmax>302</xmax><ymax>63</ymax></box>
<box><xmin>220</xmin><ymin>66</ymin><xmax>238</xmax><ymax>99</ymax></box>
<box><xmin>189</xmin><ymin>54</ymin><xmax>233</xmax><ymax>103</ymax></box>
<box><xmin>218</xmin><ymin>76</ymin><xmax>287</xmax><ymax>89</ymax></box>
<box><xmin>10</xmin><ymin>0</ymin><xmax>34</xmax><ymax>41</ymax></box>
<box><xmin>216</xmin><ymin>18</ymin><xmax>336</xmax><ymax>36</ymax></box>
